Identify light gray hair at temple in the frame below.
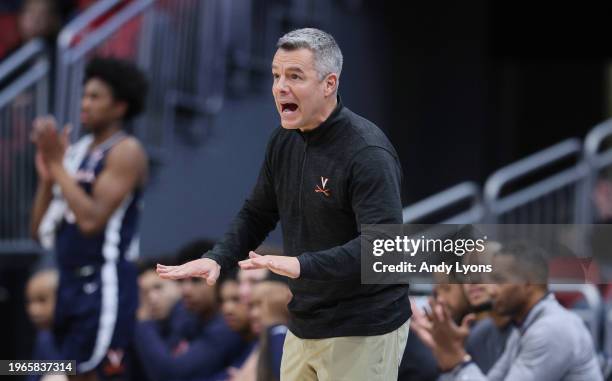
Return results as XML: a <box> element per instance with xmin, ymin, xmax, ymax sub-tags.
<box><xmin>276</xmin><ymin>28</ymin><xmax>343</xmax><ymax>82</ymax></box>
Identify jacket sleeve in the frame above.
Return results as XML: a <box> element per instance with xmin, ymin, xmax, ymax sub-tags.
<box><xmin>297</xmin><ymin>146</ymin><xmax>403</xmax><ymax>280</ymax></box>
<box><xmin>202</xmin><ymin>132</ymin><xmax>280</xmax><ymax>270</ymax></box>
<box><xmin>438</xmin><ymin>320</ymin><xmax>603</xmax><ymax>381</ymax></box>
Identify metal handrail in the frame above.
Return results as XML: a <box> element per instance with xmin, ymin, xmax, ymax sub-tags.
<box><xmin>402</xmin><ymin>182</ymin><xmax>484</xmax><ymax>223</ymax></box>
<box><xmin>57</xmin><ymin>0</ymin><xmax>122</xmax><ymax>51</ymax></box>
<box><xmin>0</xmin><ymin>60</ymin><xmax>49</xmax><ymax>108</ymax></box>
<box><xmin>584</xmin><ymin>119</ymin><xmax>612</xmax><ymax>157</ymax></box>
<box><xmin>70</xmin><ymin>0</ymin><xmax>155</xmax><ymax>62</ymax></box>
<box><xmin>55</xmin><ymin>0</ymin><xmax>123</xmax><ymax>122</ymax></box>
<box><xmin>0</xmin><ymin>39</ymin><xmax>45</xmax><ymax>81</ymax></box>
<box><xmin>489</xmin><ymin>164</ymin><xmax>590</xmax><ymax>215</ymax></box>
<box><xmin>484</xmin><ymin>139</ymin><xmax>583</xmax><ymax>203</ymax></box>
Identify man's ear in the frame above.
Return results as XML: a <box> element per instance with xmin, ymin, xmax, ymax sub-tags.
<box><xmin>324</xmin><ymin>73</ymin><xmax>338</xmax><ymax>97</ymax></box>
<box><xmin>113</xmin><ymin>101</ymin><xmax>128</xmax><ymax>120</ymax></box>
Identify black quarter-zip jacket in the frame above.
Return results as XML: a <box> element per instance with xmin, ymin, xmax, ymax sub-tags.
<box><xmin>203</xmin><ymin>98</ymin><xmax>412</xmax><ymax>338</ymax></box>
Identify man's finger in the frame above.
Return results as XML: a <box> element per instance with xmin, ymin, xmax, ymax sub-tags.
<box><xmin>441</xmin><ymin>303</ymin><xmax>452</xmax><ymax>322</ymax></box>
<box><xmin>461</xmin><ymin>313</ymin><xmax>476</xmax><ymax>329</ymax></box>
<box><xmin>431</xmin><ymin>301</ymin><xmax>444</xmax><ymax>324</ymax></box>
<box><xmin>62</xmin><ymin>124</ymin><xmax>72</xmax><ymax>144</ymax></box>
<box><xmin>156</xmin><ymin>264</ymin><xmax>174</xmax><ymax>272</ymax></box>
<box><xmin>158</xmin><ymin>272</ymin><xmax>176</xmax><ymax>279</ymax></box>
<box><xmin>249</xmin><ymin>251</ymin><xmax>261</xmax><ymax>258</ymax></box>
<box><xmin>239</xmin><ymin>259</ymin><xmax>265</xmax><ymax>270</ymax></box>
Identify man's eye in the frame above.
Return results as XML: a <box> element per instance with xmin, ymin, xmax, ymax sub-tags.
<box><xmin>291</xmin><ymin>74</ymin><xmax>300</xmax><ymax>80</ymax></box>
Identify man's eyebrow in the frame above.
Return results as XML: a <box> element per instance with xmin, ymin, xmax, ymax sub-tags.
<box><xmin>286</xmin><ymin>66</ymin><xmax>305</xmax><ymax>73</ymax></box>
<box><xmin>271</xmin><ymin>65</ymin><xmax>305</xmax><ymax>73</ymax></box>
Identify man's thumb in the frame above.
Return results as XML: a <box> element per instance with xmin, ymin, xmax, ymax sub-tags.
<box><xmin>461</xmin><ymin>313</ymin><xmax>476</xmax><ymax>328</ymax></box>
<box><xmin>249</xmin><ymin>251</ymin><xmax>261</xmax><ymax>258</ymax></box>
<box><xmin>206</xmin><ymin>266</ymin><xmax>220</xmax><ymax>286</ymax></box>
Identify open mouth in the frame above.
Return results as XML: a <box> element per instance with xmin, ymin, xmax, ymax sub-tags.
<box><xmin>281</xmin><ymin>102</ymin><xmax>299</xmax><ymax>114</ymax></box>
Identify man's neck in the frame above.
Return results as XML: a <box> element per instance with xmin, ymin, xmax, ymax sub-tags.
<box><xmin>298</xmin><ymin>96</ymin><xmax>338</xmax><ymax>133</ymax></box>
<box><xmin>491</xmin><ymin>312</ymin><xmax>512</xmax><ymax>328</ymax></box>
<box><xmin>197</xmin><ymin>306</ymin><xmax>216</xmax><ymax>322</ymax></box>
<box><xmin>92</xmin><ymin>123</ymin><xmax>122</xmax><ymax>147</ymax></box>
<box><xmin>515</xmin><ymin>289</ymin><xmax>547</xmax><ymax>325</ymax></box>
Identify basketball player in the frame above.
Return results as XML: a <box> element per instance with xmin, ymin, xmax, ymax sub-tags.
<box><xmin>30</xmin><ymin>57</ymin><xmax>148</xmax><ymax>381</ymax></box>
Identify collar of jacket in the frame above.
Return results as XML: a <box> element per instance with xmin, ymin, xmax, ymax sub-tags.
<box><xmin>514</xmin><ymin>292</ymin><xmax>554</xmax><ymax>334</ymax></box>
<box><xmin>295</xmin><ymin>95</ymin><xmax>344</xmax><ymax>144</ymax></box>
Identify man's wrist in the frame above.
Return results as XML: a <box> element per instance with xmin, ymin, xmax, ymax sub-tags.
<box><xmin>200</xmin><ymin>252</ymin><xmax>222</xmax><ymax>268</ymax></box>
<box><xmin>48</xmin><ymin>161</ymin><xmax>64</xmax><ymax>175</ymax></box>
<box><xmin>439</xmin><ymin>350</ymin><xmax>470</xmax><ymax>373</ymax></box>
<box><xmin>38</xmin><ymin>178</ymin><xmax>53</xmax><ymax>189</ymax></box>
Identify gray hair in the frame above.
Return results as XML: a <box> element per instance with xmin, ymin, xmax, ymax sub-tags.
<box><xmin>276</xmin><ymin>28</ymin><xmax>343</xmax><ymax>81</ymax></box>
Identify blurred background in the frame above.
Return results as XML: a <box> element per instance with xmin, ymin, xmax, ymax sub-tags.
<box><xmin>1</xmin><ymin>0</ymin><xmax>611</xmax><ymax>373</ymax></box>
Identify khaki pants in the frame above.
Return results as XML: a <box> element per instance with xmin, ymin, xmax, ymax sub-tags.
<box><xmin>280</xmin><ymin>320</ymin><xmax>409</xmax><ymax>381</ymax></box>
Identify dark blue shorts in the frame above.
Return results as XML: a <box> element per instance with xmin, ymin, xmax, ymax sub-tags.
<box><xmin>53</xmin><ymin>261</ymin><xmax>138</xmax><ymax>378</ymax></box>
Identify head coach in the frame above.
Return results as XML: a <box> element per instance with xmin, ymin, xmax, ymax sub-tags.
<box><xmin>158</xmin><ymin>27</ymin><xmax>411</xmax><ymax>380</ymax></box>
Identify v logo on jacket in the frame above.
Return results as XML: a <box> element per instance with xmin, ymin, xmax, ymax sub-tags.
<box><xmin>315</xmin><ymin>176</ymin><xmax>331</xmax><ymax>197</ymax></box>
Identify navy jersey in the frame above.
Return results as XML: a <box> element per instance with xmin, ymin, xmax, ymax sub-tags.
<box><xmin>55</xmin><ymin>131</ymin><xmax>142</xmax><ymax>268</ymax></box>
<box><xmin>51</xmin><ymin>131</ymin><xmax>142</xmax><ymax>376</ymax></box>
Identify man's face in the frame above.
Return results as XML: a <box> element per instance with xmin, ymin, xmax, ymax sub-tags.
<box><xmin>271</xmin><ymin>48</ymin><xmax>335</xmax><ymax>131</ymax></box>
<box><xmin>139</xmin><ymin>270</ymin><xmax>181</xmax><ymax>320</ymax></box>
<box><xmin>26</xmin><ymin>273</ymin><xmax>56</xmax><ymax>330</ymax></box>
<box><xmin>81</xmin><ymin>78</ymin><xmax>126</xmax><ymax>131</ymax></box>
<box><xmin>490</xmin><ymin>255</ymin><xmax>529</xmax><ymax>317</ymax></box>
<box><xmin>179</xmin><ymin>278</ymin><xmax>216</xmax><ymax>315</ymax></box>
<box><xmin>463</xmin><ymin>283</ymin><xmax>496</xmax><ymax>308</ymax></box>
<box><xmin>248</xmin><ymin>285</ymin><xmax>265</xmax><ymax>335</ymax></box>
<box><xmin>220</xmin><ymin>280</ymin><xmax>250</xmax><ymax>333</ymax></box>
<box><xmin>433</xmin><ymin>283</ymin><xmax>470</xmax><ymax>322</ymax></box>
<box><xmin>238</xmin><ymin>268</ymin><xmax>268</xmax><ymax>304</ymax></box>
<box><xmin>19</xmin><ymin>0</ymin><xmax>59</xmax><ymax>41</ymax></box>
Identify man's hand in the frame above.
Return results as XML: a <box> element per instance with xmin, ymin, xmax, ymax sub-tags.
<box><xmin>238</xmin><ymin>251</ymin><xmax>300</xmax><ymax>278</ymax></box>
<box><xmin>31</xmin><ymin>116</ymin><xmax>71</xmax><ymax>167</ymax></box>
<box><xmin>34</xmin><ymin>151</ymin><xmax>52</xmax><ymax>183</ymax></box>
<box><xmin>156</xmin><ymin>258</ymin><xmax>221</xmax><ymax>286</ymax></box>
<box><xmin>427</xmin><ymin>299</ymin><xmax>475</xmax><ymax>372</ymax></box>
<box><xmin>409</xmin><ymin>298</ymin><xmax>435</xmax><ymax>349</ymax></box>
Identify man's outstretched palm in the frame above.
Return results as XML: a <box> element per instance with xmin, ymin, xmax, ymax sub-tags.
<box><xmin>157</xmin><ymin>258</ymin><xmax>221</xmax><ymax>285</ymax></box>
<box><xmin>157</xmin><ymin>252</ymin><xmax>301</xmax><ymax>284</ymax></box>
<box><xmin>238</xmin><ymin>251</ymin><xmax>300</xmax><ymax>278</ymax></box>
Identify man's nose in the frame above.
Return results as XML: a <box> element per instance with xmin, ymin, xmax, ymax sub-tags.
<box><xmin>274</xmin><ymin>77</ymin><xmax>289</xmax><ymax>93</ymax></box>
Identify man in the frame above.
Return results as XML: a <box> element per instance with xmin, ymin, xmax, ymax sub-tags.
<box><xmin>131</xmin><ymin>258</ymin><xmax>190</xmax><ymax>381</ymax></box>
<box><xmin>158</xmin><ymin>28</ymin><xmax>411</xmax><ymax>380</ymax></box>
<box><xmin>134</xmin><ymin>240</ymin><xmax>246</xmax><ymax>381</ymax></box>
<box><xmin>25</xmin><ymin>269</ymin><xmax>62</xmax><ymax>381</ymax></box>
<box><xmin>215</xmin><ymin>271</ymin><xmax>258</xmax><ymax>381</ymax></box>
<box><xmin>138</xmin><ymin>258</ymin><xmax>183</xmax><ymax>324</ymax></box>
<box><xmin>251</xmin><ymin>281</ymin><xmax>291</xmax><ymax>381</ymax></box>
<box><xmin>400</xmin><ymin>274</ymin><xmax>472</xmax><ymax>381</ymax></box>
<box><xmin>30</xmin><ymin>57</ymin><xmax>148</xmax><ymax>380</ymax></box>
<box><xmin>412</xmin><ymin>242</ymin><xmax>603</xmax><ymax>381</ymax></box>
